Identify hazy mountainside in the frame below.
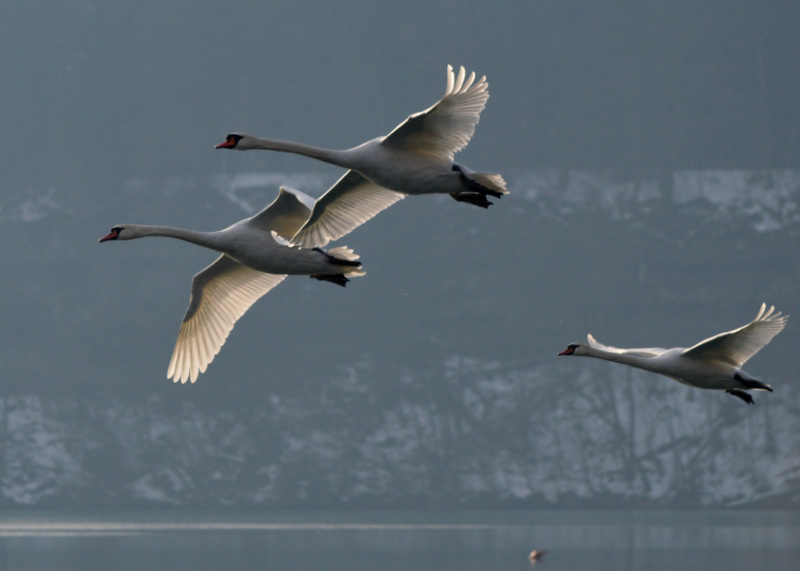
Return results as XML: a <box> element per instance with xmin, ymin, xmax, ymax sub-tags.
<box><xmin>2</xmin><ymin>363</ymin><xmax>799</xmax><ymax>508</ymax></box>
<box><xmin>0</xmin><ymin>169</ymin><xmax>798</xmax><ymax>508</ymax></box>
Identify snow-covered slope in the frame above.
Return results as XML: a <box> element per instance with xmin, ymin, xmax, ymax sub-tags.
<box><xmin>1</xmin><ymin>356</ymin><xmax>797</xmax><ymax>507</ymax></box>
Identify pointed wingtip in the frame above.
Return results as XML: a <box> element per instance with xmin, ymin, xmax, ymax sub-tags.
<box><xmin>755</xmin><ymin>302</ymin><xmax>789</xmax><ymax>325</ymax></box>
<box><xmin>453</xmin><ymin>65</ymin><xmax>466</xmax><ymax>92</ymax></box>
<box><xmin>445</xmin><ymin>64</ymin><xmax>455</xmax><ymax>94</ymax></box>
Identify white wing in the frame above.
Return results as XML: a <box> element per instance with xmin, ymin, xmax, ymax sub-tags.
<box><xmin>380</xmin><ymin>65</ymin><xmax>489</xmax><ymax>160</ymax></box>
<box><xmin>587</xmin><ymin>333</ymin><xmax>667</xmax><ymax>358</ymax></box>
<box><xmin>682</xmin><ymin>303</ymin><xmax>788</xmax><ymax>367</ymax></box>
<box><xmin>167</xmin><ymin>255</ymin><xmax>286</xmax><ymax>384</ymax></box>
<box><xmin>289</xmin><ymin>170</ymin><xmax>404</xmax><ymax>248</ymax></box>
<box><xmin>248</xmin><ymin>186</ymin><xmax>313</xmax><ymax>240</ymax></box>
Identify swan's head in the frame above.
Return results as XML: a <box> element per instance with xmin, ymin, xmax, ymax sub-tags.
<box><xmin>557</xmin><ymin>343</ymin><xmax>589</xmax><ymax>356</ymax></box>
<box><xmin>214</xmin><ymin>133</ymin><xmax>246</xmax><ymax>150</ymax></box>
<box><xmin>99</xmin><ymin>225</ymin><xmax>138</xmax><ymax>242</ymax></box>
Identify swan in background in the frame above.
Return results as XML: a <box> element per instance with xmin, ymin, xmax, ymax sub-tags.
<box><xmin>99</xmin><ymin>186</ymin><xmax>365</xmax><ymax>384</ymax></box>
<box><xmin>558</xmin><ymin>303</ymin><xmax>788</xmax><ymax>404</ymax></box>
<box><xmin>216</xmin><ymin>65</ymin><xmax>507</xmax><ymax>248</ymax></box>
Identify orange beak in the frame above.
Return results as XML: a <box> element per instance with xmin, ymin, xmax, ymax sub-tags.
<box><xmin>214</xmin><ymin>138</ymin><xmax>236</xmax><ymax>149</ymax></box>
<box><xmin>99</xmin><ymin>229</ymin><xmax>119</xmax><ymax>242</ymax></box>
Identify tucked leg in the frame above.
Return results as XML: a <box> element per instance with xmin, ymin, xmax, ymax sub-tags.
<box><xmin>725</xmin><ymin>389</ymin><xmax>754</xmax><ymax>404</ymax></box>
<box><xmin>450</xmin><ymin>192</ymin><xmax>493</xmax><ymax>208</ymax></box>
<box><xmin>311</xmin><ymin>274</ymin><xmax>349</xmax><ymax>287</ymax></box>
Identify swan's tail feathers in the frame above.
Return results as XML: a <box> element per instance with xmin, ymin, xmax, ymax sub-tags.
<box><xmin>452</xmin><ymin>165</ymin><xmax>507</xmax><ymax>196</ymax></box>
<box><xmin>322</xmin><ymin>245</ymin><xmax>361</xmax><ymax>265</ymax></box>
<box><xmin>322</xmin><ymin>246</ymin><xmax>366</xmax><ymax>278</ymax></box>
<box><xmin>725</xmin><ymin>389</ymin><xmax>755</xmax><ymax>405</ymax></box>
<box><xmin>734</xmin><ymin>372</ymin><xmax>773</xmax><ymax>392</ymax></box>
<box><xmin>450</xmin><ymin>172</ymin><xmax>508</xmax><ymax>208</ymax></box>
<box><xmin>467</xmin><ymin>172</ymin><xmax>508</xmax><ymax>196</ymax></box>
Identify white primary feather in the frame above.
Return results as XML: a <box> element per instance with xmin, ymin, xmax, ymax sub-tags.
<box><xmin>681</xmin><ymin>303</ymin><xmax>788</xmax><ymax>367</ymax></box>
<box><xmin>289</xmin><ymin>171</ymin><xmax>404</xmax><ymax>248</ymax></box>
<box><xmin>168</xmin><ymin>257</ymin><xmax>287</xmax><ymax>383</ymax></box>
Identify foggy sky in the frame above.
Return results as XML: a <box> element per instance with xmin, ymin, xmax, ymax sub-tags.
<box><xmin>4</xmin><ymin>1</ymin><xmax>800</xmax><ymax>189</ymax></box>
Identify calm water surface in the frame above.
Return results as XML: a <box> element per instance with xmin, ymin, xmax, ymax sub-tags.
<box><xmin>0</xmin><ymin>510</ymin><xmax>797</xmax><ymax>570</ymax></box>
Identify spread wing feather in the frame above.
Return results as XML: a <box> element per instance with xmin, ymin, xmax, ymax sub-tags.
<box><xmin>167</xmin><ymin>255</ymin><xmax>286</xmax><ymax>383</ymax></box>
<box><xmin>248</xmin><ymin>186</ymin><xmax>314</xmax><ymax>240</ymax></box>
<box><xmin>682</xmin><ymin>303</ymin><xmax>788</xmax><ymax>367</ymax></box>
<box><xmin>289</xmin><ymin>170</ymin><xmax>404</xmax><ymax>248</ymax></box>
<box><xmin>380</xmin><ymin>65</ymin><xmax>489</xmax><ymax>160</ymax></box>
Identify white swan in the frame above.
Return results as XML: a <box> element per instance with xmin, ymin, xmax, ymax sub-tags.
<box><xmin>215</xmin><ymin>65</ymin><xmax>507</xmax><ymax>248</ymax></box>
<box><xmin>558</xmin><ymin>303</ymin><xmax>788</xmax><ymax>404</ymax></box>
<box><xmin>99</xmin><ymin>187</ymin><xmax>365</xmax><ymax>384</ymax></box>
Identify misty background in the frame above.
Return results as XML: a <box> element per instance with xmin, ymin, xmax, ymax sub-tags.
<box><xmin>1</xmin><ymin>2</ymin><xmax>799</xmax><ymax>508</ymax></box>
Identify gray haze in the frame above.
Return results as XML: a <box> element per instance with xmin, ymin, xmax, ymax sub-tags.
<box><xmin>1</xmin><ymin>2</ymin><xmax>799</xmax><ymax>508</ymax></box>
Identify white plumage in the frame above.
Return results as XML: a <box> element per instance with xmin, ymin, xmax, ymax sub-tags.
<box><xmin>558</xmin><ymin>303</ymin><xmax>788</xmax><ymax>404</ymax></box>
<box><xmin>100</xmin><ymin>187</ymin><xmax>364</xmax><ymax>384</ymax></box>
<box><xmin>215</xmin><ymin>65</ymin><xmax>507</xmax><ymax>247</ymax></box>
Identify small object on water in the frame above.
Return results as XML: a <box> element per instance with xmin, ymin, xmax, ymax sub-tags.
<box><xmin>528</xmin><ymin>549</ymin><xmax>547</xmax><ymax>563</ymax></box>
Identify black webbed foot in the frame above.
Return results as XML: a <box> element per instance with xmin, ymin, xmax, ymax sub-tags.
<box><xmin>449</xmin><ymin>192</ymin><xmax>493</xmax><ymax>208</ymax></box>
<box><xmin>726</xmin><ymin>389</ymin><xmax>755</xmax><ymax>404</ymax></box>
<box><xmin>311</xmin><ymin>274</ymin><xmax>349</xmax><ymax>287</ymax></box>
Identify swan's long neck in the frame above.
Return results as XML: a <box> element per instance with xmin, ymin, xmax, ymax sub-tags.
<box><xmin>242</xmin><ymin>136</ymin><xmax>352</xmax><ymax>168</ymax></box>
<box><xmin>123</xmin><ymin>225</ymin><xmax>226</xmax><ymax>251</ymax></box>
<box><xmin>582</xmin><ymin>346</ymin><xmax>659</xmax><ymax>372</ymax></box>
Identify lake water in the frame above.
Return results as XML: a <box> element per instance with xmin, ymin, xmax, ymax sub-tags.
<box><xmin>0</xmin><ymin>510</ymin><xmax>797</xmax><ymax>570</ymax></box>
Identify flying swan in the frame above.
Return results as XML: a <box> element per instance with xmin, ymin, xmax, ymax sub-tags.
<box><xmin>99</xmin><ymin>186</ymin><xmax>365</xmax><ymax>384</ymax></box>
<box><xmin>558</xmin><ymin>303</ymin><xmax>788</xmax><ymax>404</ymax></box>
<box><xmin>215</xmin><ymin>65</ymin><xmax>507</xmax><ymax>248</ymax></box>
